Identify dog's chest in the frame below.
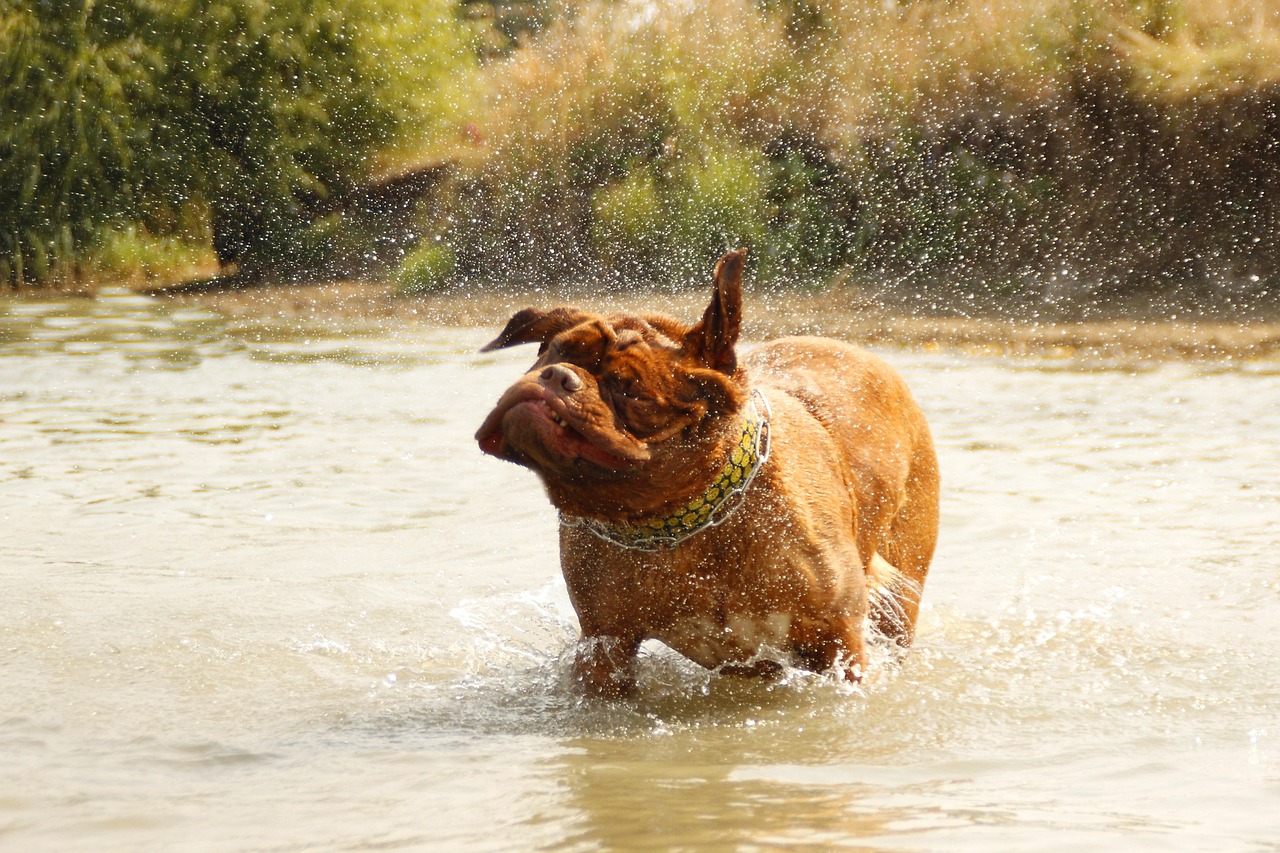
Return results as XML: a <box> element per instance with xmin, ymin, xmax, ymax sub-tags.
<box><xmin>657</xmin><ymin>611</ymin><xmax>793</xmax><ymax>668</ymax></box>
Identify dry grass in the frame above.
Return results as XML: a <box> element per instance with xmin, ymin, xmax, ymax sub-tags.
<box><xmin>440</xmin><ymin>0</ymin><xmax>1280</xmax><ymax>157</ymax></box>
<box><xmin>1117</xmin><ymin>23</ymin><xmax>1280</xmax><ymax>102</ymax></box>
<box><xmin>387</xmin><ymin>0</ymin><xmax>1277</xmax><ymax>295</ymax></box>
<box><xmin>449</xmin><ymin>0</ymin><xmax>801</xmax><ymax>189</ymax></box>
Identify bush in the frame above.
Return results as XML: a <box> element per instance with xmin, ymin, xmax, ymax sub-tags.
<box><xmin>10</xmin><ymin>0</ymin><xmax>1279</xmax><ymax>295</ymax></box>
<box><xmin>436</xmin><ymin>0</ymin><xmax>1280</xmax><ymax>294</ymax></box>
<box><xmin>756</xmin><ymin>143</ymin><xmax>858</xmax><ymax>285</ymax></box>
<box><xmin>849</xmin><ymin>131</ymin><xmax>1056</xmax><ymax>276</ymax></box>
<box><xmin>0</xmin><ymin>0</ymin><xmax>160</xmax><ymax>287</ymax></box>
<box><xmin>589</xmin><ymin>145</ymin><xmax>773</xmax><ymax>286</ymax></box>
<box><xmin>395</xmin><ymin>241</ymin><xmax>457</xmax><ymax>294</ymax></box>
<box><xmin>86</xmin><ymin>225</ymin><xmax>219</xmax><ymax>285</ymax></box>
<box><xmin>438</xmin><ymin>0</ymin><xmax>816</xmax><ymax>287</ymax></box>
<box><xmin>663</xmin><ymin>146</ymin><xmax>771</xmax><ymax>284</ymax></box>
<box><xmin>0</xmin><ymin>0</ymin><xmax>473</xmax><ymax>288</ymax></box>
<box><xmin>591</xmin><ymin>168</ymin><xmax>666</xmax><ymax>275</ymax></box>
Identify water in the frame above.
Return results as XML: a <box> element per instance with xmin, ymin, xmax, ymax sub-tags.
<box><xmin>2</xmin><ymin>288</ymin><xmax>1278</xmax><ymax>851</ymax></box>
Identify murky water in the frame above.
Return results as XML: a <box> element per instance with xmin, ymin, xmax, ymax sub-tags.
<box><xmin>2</xmin><ymin>289</ymin><xmax>1278</xmax><ymax>851</ymax></box>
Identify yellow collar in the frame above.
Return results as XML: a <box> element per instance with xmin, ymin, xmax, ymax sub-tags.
<box><xmin>562</xmin><ymin>390</ymin><xmax>772</xmax><ymax>552</ymax></box>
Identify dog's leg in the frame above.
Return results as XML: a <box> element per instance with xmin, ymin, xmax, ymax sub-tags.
<box><xmin>573</xmin><ymin>634</ymin><xmax>640</xmax><ymax>699</ymax></box>
<box><xmin>835</xmin><ymin>628</ymin><xmax>869</xmax><ymax>683</ymax></box>
<box><xmin>868</xmin><ymin>551</ymin><xmax>917</xmax><ymax>643</ymax></box>
<box><xmin>875</xmin><ymin>458</ymin><xmax>940</xmax><ymax>645</ymax></box>
<box><xmin>796</xmin><ymin>620</ymin><xmax>868</xmax><ymax>683</ymax></box>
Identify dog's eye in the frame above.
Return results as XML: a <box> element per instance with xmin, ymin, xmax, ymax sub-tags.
<box><xmin>613</xmin><ymin>379</ymin><xmax>653</xmax><ymax>403</ymax></box>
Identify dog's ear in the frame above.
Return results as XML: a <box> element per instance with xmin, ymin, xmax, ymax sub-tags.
<box><xmin>480</xmin><ymin>306</ymin><xmax>593</xmax><ymax>353</ymax></box>
<box><xmin>684</xmin><ymin>249</ymin><xmax>744</xmax><ymax>374</ymax></box>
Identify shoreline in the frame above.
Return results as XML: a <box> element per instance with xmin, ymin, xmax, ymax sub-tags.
<box><xmin>145</xmin><ymin>278</ymin><xmax>1280</xmax><ymax>363</ymax></box>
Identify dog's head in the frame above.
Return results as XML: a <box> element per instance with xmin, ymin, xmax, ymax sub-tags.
<box><xmin>475</xmin><ymin>250</ymin><xmax>750</xmax><ymax>519</ymax></box>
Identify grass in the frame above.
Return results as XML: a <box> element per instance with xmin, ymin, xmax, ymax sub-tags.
<box><xmin>395</xmin><ymin>241</ymin><xmax>457</xmax><ymax>294</ymax></box>
<box><xmin>85</xmin><ymin>226</ymin><xmax>220</xmax><ymax>287</ymax></box>
<box><xmin>401</xmin><ymin>0</ymin><xmax>1280</xmax><ymax>300</ymax></box>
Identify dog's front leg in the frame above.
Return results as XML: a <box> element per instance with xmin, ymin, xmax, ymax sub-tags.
<box><xmin>796</xmin><ymin>619</ymin><xmax>868</xmax><ymax>683</ymax></box>
<box><xmin>573</xmin><ymin>634</ymin><xmax>640</xmax><ymax>699</ymax></box>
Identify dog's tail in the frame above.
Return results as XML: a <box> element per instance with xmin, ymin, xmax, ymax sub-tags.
<box><xmin>867</xmin><ymin>552</ymin><xmax>920</xmax><ymax>644</ymax></box>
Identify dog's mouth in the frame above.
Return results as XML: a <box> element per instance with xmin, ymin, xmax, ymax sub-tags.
<box><xmin>476</xmin><ymin>386</ymin><xmax>647</xmax><ymax>471</ymax></box>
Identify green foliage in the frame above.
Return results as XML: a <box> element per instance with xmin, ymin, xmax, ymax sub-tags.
<box><xmin>395</xmin><ymin>241</ymin><xmax>457</xmax><ymax>294</ymax></box>
<box><xmin>851</xmin><ymin>132</ymin><xmax>1055</xmax><ymax>274</ymax></box>
<box><xmin>663</xmin><ymin>146</ymin><xmax>770</xmax><ymax>284</ymax></box>
<box><xmin>5</xmin><ymin>0</ymin><xmax>1279</xmax><ymax>293</ymax></box>
<box><xmin>166</xmin><ymin>1</ymin><xmax>391</xmax><ymax>270</ymax></box>
<box><xmin>0</xmin><ymin>0</ymin><xmax>161</xmax><ymax>286</ymax></box>
<box><xmin>459</xmin><ymin>0</ymin><xmax>562</xmax><ymax>56</ymax></box>
<box><xmin>442</xmin><ymin>0</ymin><xmax>819</xmax><ymax>286</ymax></box>
<box><xmin>591</xmin><ymin>167</ymin><xmax>665</xmax><ymax>274</ymax></box>
<box><xmin>439</xmin><ymin>0</ymin><xmax>1280</xmax><ymax>293</ymax></box>
<box><xmin>590</xmin><ymin>146</ymin><xmax>773</xmax><ymax>285</ymax></box>
<box><xmin>756</xmin><ymin>143</ymin><xmax>857</xmax><ymax>284</ymax></box>
<box><xmin>86</xmin><ymin>224</ymin><xmax>217</xmax><ymax>284</ymax></box>
<box><xmin>151</xmin><ymin>0</ymin><xmax>472</xmax><ymax>274</ymax></box>
<box><xmin>0</xmin><ymin>0</ymin><xmax>472</xmax><ymax>287</ymax></box>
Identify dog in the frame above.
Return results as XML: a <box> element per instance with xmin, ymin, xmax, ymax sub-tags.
<box><xmin>476</xmin><ymin>250</ymin><xmax>939</xmax><ymax>697</ymax></box>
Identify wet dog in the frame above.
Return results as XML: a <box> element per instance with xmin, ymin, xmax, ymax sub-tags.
<box><xmin>476</xmin><ymin>250</ymin><xmax>939</xmax><ymax>697</ymax></box>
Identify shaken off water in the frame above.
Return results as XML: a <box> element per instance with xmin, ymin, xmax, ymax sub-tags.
<box><xmin>1</xmin><ymin>289</ymin><xmax>1278</xmax><ymax>851</ymax></box>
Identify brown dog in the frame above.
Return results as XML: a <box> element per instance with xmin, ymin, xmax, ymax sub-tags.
<box><xmin>476</xmin><ymin>250</ymin><xmax>939</xmax><ymax>697</ymax></box>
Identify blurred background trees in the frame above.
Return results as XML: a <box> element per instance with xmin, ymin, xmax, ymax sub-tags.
<box><xmin>3</xmin><ymin>0</ymin><xmax>1278</xmax><ymax>306</ymax></box>
<box><xmin>435</xmin><ymin>0</ymin><xmax>1280</xmax><ymax>299</ymax></box>
<box><xmin>1</xmin><ymin>0</ymin><xmax>469</xmax><ymax>286</ymax></box>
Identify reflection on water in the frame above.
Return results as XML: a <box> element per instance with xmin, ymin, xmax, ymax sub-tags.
<box><xmin>2</xmin><ymin>289</ymin><xmax>1278</xmax><ymax>851</ymax></box>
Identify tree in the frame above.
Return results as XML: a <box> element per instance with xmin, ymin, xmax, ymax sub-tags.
<box><xmin>0</xmin><ymin>0</ymin><xmax>160</xmax><ymax>285</ymax></box>
<box><xmin>0</xmin><ymin>0</ymin><xmax>471</xmax><ymax>286</ymax></box>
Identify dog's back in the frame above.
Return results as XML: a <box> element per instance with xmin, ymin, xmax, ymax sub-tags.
<box><xmin>747</xmin><ymin>336</ymin><xmax>939</xmax><ymax>640</ymax></box>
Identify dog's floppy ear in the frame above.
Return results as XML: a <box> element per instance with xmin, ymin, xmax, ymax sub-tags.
<box><xmin>480</xmin><ymin>306</ymin><xmax>593</xmax><ymax>353</ymax></box>
<box><xmin>684</xmin><ymin>249</ymin><xmax>745</xmax><ymax>374</ymax></box>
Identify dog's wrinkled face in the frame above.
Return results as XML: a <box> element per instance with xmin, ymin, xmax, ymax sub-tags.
<box><xmin>476</xmin><ymin>251</ymin><xmax>749</xmax><ymax>516</ymax></box>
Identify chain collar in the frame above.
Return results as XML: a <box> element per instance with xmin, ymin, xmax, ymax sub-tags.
<box><xmin>560</xmin><ymin>389</ymin><xmax>772</xmax><ymax>553</ymax></box>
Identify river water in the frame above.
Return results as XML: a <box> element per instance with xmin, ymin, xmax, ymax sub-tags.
<box><xmin>2</xmin><ymin>288</ymin><xmax>1277</xmax><ymax>851</ymax></box>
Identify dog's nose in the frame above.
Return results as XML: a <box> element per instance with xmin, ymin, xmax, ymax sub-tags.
<box><xmin>540</xmin><ymin>363</ymin><xmax>583</xmax><ymax>393</ymax></box>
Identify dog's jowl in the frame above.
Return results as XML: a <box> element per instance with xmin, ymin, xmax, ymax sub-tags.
<box><xmin>477</xmin><ymin>250</ymin><xmax>939</xmax><ymax>697</ymax></box>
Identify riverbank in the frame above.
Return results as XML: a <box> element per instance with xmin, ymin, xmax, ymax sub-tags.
<box><xmin>149</xmin><ymin>278</ymin><xmax>1280</xmax><ymax>363</ymax></box>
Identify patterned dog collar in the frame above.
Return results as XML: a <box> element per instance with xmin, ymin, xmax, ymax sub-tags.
<box><xmin>561</xmin><ymin>389</ymin><xmax>772</xmax><ymax>552</ymax></box>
